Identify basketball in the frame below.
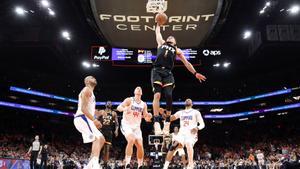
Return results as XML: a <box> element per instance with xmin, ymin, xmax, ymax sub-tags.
<box><xmin>155</xmin><ymin>12</ymin><xmax>168</xmax><ymax>26</ymax></box>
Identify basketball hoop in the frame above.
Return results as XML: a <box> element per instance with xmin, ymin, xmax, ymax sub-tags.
<box><xmin>146</xmin><ymin>0</ymin><xmax>168</xmax><ymax>13</ymax></box>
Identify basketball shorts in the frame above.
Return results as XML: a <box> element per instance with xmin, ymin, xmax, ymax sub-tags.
<box><xmin>151</xmin><ymin>67</ymin><xmax>175</xmax><ymax>91</ymax></box>
<box><xmin>173</xmin><ymin>131</ymin><xmax>198</xmax><ymax>146</ymax></box>
<box><xmin>74</xmin><ymin>114</ymin><xmax>103</xmax><ymax>143</ymax></box>
<box><xmin>174</xmin><ymin>148</ymin><xmax>185</xmax><ymax>156</ymax></box>
<box><xmin>120</xmin><ymin>121</ymin><xmax>142</xmax><ymax>140</ymax></box>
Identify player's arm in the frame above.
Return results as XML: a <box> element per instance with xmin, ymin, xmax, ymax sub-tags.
<box><xmin>81</xmin><ymin>87</ymin><xmax>101</xmax><ymax>128</ymax></box>
<box><xmin>39</xmin><ymin>145</ymin><xmax>42</xmax><ymax>155</ymax></box>
<box><xmin>113</xmin><ymin>111</ymin><xmax>119</xmax><ymax>137</ymax></box>
<box><xmin>156</xmin><ymin>23</ymin><xmax>165</xmax><ymax>47</ymax></box>
<box><xmin>27</xmin><ymin>146</ymin><xmax>32</xmax><ymax>154</ymax></box>
<box><xmin>142</xmin><ymin>103</ymin><xmax>152</xmax><ymax>122</ymax></box>
<box><xmin>191</xmin><ymin>111</ymin><xmax>205</xmax><ymax>134</ymax></box>
<box><xmin>170</xmin><ymin>111</ymin><xmax>181</xmax><ymax>122</ymax></box>
<box><xmin>196</xmin><ymin>111</ymin><xmax>205</xmax><ymax>130</ymax></box>
<box><xmin>177</xmin><ymin>48</ymin><xmax>207</xmax><ymax>83</ymax></box>
<box><xmin>81</xmin><ymin>87</ymin><xmax>96</xmax><ymax>121</ymax></box>
<box><xmin>117</xmin><ymin>98</ymin><xmax>131</xmax><ymax>112</ymax></box>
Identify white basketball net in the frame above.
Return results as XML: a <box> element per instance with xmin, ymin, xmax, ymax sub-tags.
<box><xmin>154</xmin><ymin>141</ymin><xmax>160</xmax><ymax>151</ymax></box>
<box><xmin>146</xmin><ymin>0</ymin><xmax>168</xmax><ymax>13</ymax></box>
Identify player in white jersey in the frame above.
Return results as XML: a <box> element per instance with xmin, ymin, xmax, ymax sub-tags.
<box><xmin>73</xmin><ymin>76</ymin><xmax>105</xmax><ymax>169</ymax></box>
<box><xmin>117</xmin><ymin>86</ymin><xmax>152</xmax><ymax>169</ymax></box>
<box><xmin>172</xmin><ymin>127</ymin><xmax>187</xmax><ymax>165</ymax></box>
<box><xmin>163</xmin><ymin>99</ymin><xmax>205</xmax><ymax>169</ymax></box>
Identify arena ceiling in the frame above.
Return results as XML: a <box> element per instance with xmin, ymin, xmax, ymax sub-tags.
<box><xmin>0</xmin><ymin>0</ymin><xmax>299</xmax><ymax>102</ymax></box>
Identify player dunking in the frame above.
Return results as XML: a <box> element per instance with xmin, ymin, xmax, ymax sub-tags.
<box><xmin>96</xmin><ymin>101</ymin><xmax>119</xmax><ymax>168</ymax></box>
<box><xmin>117</xmin><ymin>87</ymin><xmax>152</xmax><ymax>169</ymax></box>
<box><xmin>152</xmin><ymin>16</ymin><xmax>207</xmax><ymax>135</ymax></box>
<box><xmin>163</xmin><ymin>99</ymin><xmax>205</xmax><ymax>169</ymax></box>
<box><xmin>73</xmin><ymin>76</ymin><xmax>105</xmax><ymax>169</ymax></box>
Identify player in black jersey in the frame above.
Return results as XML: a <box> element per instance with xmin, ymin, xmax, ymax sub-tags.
<box><xmin>96</xmin><ymin>101</ymin><xmax>119</xmax><ymax>168</ymax></box>
<box><xmin>152</xmin><ymin>18</ymin><xmax>206</xmax><ymax>136</ymax></box>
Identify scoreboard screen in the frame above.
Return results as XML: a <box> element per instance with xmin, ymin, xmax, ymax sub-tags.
<box><xmin>111</xmin><ymin>48</ymin><xmax>155</xmax><ymax>66</ymax></box>
<box><xmin>92</xmin><ymin>46</ymin><xmax>201</xmax><ymax>67</ymax></box>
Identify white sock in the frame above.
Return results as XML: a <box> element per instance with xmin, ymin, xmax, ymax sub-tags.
<box><xmin>86</xmin><ymin>156</ymin><xmax>98</xmax><ymax>168</ymax></box>
<box><xmin>125</xmin><ymin>155</ymin><xmax>131</xmax><ymax>166</ymax></box>
<box><xmin>163</xmin><ymin>121</ymin><xmax>170</xmax><ymax>135</ymax></box>
<box><xmin>92</xmin><ymin>156</ymin><xmax>99</xmax><ymax>166</ymax></box>
<box><xmin>137</xmin><ymin>158</ymin><xmax>143</xmax><ymax>167</ymax></box>
<box><xmin>187</xmin><ymin>163</ymin><xmax>194</xmax><ymax>169</ymax></box>
<box><xmin>86</xmin><ymin>159</ymin><xmax>93</xmax><ymax>168</ymax></box>
<box><xmin>154</xmin><ymin>122</ymin><xmax>162</xmax><ymax>135</ymax></box>
<box><xmin>163</xmin><ymin>161</ymin><xmax>170</xmax><ymax>169</ymax></box>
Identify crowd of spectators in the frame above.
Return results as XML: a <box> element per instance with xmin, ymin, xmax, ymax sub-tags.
<box><xmin>1</xmin><ymin>109</ymin><xmax>300</xmax><ymax>168</ymax></box>
<box><xmin>1</xmin><ymin>132</ymin><xmax>300</xmax><ymax>169</ymax></box>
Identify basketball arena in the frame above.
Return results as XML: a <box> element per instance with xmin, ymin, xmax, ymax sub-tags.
<box><xmin>0</xmin><ymin>0</ymin><xmax>300</xmax><ymax>169</ymax></box>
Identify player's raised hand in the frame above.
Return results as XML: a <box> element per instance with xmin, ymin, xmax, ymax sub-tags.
<box><xmin>195</xmin><ymin>73</ymin><xmax>206</xmax><ymax>83</ymax></box>
<box><xmin>93</xmin><ymin>119</ymin><xmax>102</xmax><ymax>129</ymax></box>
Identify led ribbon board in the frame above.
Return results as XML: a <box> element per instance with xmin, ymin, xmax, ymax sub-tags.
<box><xmin>0</xmin><ymin>101</ymin><xmax>73</xmax><ymax>116</ymax></box>
<box><xmin>10</xmin><ymin>86</ymin><xmax>292</xmax><ymax>106</ymax></box>
<box><xmin>204</xmin><ymin>103</ymin><xmax>300</xmax><ymax>119</ymax></box>
<box><xmin>0</xmin><ymin>101</ymin><xmax>299</xmax><ymax>119</ymax></box>
<box><xmin>89</xmin><ymin>0</ymin><xmax>223</xmax><ymax>48</ymax></box>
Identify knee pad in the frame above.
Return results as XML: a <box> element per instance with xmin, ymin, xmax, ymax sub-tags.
<box><xmin>165</xmin><ymin>116</ymin><xmax>170</xmax><ymax>122</ymax></box>
<box><xmin>153</xmin><ymin>115</ymin><xmax>161</xmax><ymax>122</ymax></box>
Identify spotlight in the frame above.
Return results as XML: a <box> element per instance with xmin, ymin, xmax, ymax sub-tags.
<box><xmin>239</xmin><ymin>118</ymin><xmax>248</xmax><ymax>121</ymax></box>
<box><xmin>259</xmin><ymin>10</ymin><xmax>265</xmax><ymax>14</ymax></box>
<box><xmin>40</xmin><ymin>0</ymin><xmax>50</xmax><ymax>8</ymax></box>
<box><xmin>213</xmin><ymin>63</ymin><xmax>220</xmax><ymax>67</ymax></box>
<box><xmin>210</xmin><ymin>108</ymin><xmax>223</xmax><ymax>112</ymax></box>
<box><xmin>243</xmin><ymin>30</ymin><xmax>252</xmax><ymax>39</ymax></box>
<box><xmin>82</xmin><ymin>61</ymin><xmax>91</xmax><ymax>68</ymax></box>
<box><xmin>61</xmin><ymin>30</ymin><xmax>71</xmax><ymax>40</ymax></box>
<box><xmin>288</xmin><ymin>5</ymin><xmax>300</xmax><ymax>15</ymax></box>
<box><xmin>15</xmin><ymin>7</ymin><xmax>26</xmax><ymax>16</ymax></box>
<box><xmin>266</xmin><ymin>1</ymin><xmax>271</xmax><ymax>7</ymax></box>
<box><xmin>48</xmin><ymin>8</ymin><xmax>55</xmax><ymax>16</ymax></box>
<box><xmin>92</xmin><ymin>63</ymin><xmax>99</xmax><ymax>68</ymax></box>
<box><xmin>223</xmin><ymin>62</ymin><xmax>231</xmax><ymax>68</ymax></box>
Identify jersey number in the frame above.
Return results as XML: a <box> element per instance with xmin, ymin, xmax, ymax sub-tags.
<box><xmin>183</xmin><ymin>121</ymin><xmax>189</xmax><ymax>127</ymax></box>
<box><xmin>164</xmin><ymin>50</ymin><xmax>169</xmax><ymax>57</ymax></box>
<box><xmin>133</xmin><ymin>111</ymin><xmax>139</xmax><ymax>117</ymax></box>
<box><xmin>103</xmin><ymin>118</ymin><xmax>110</xmax><ymax>125</ymax></box>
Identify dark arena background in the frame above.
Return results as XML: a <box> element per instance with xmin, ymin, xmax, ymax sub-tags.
<box><xmin>0</xmin><ymin>0</ymin><xmax>300</xmax><ymax>169</ymax></box>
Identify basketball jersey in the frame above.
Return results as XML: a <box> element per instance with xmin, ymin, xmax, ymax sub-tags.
<box><xmin>99</xmin><ymin>111</ymin><xmax>114</xmax><ymax>131</ymax></box>
<box><xmin>174</xmin><ymin>108</ymin><xmax>202</xmax><ymax>133</ymax></box>
<box><xmin>32</xmin><ymin>140</ymin><xmax>40</xmax><ymax>151</ymax></box>
<box><xmin>153</xmin><ymin>42</ymin><xmax>177</xmax><ymax>70</ymax></box>
<box><xmin>171</xmin><ymin>132</ymin><xmax>180</xmax><ymax>142</ymax></box>
<box><xmin>122</xmin><ymin>97</ymin><xmax>145</xmax><ymax>129</ymax></box>
<box><xmin>75</xmin><ymin>88</ymin><xmax>96</xmax><ymax>116</ymax></box>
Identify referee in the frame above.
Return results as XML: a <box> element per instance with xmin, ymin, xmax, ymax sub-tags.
<box><xmin>27</xmin><ymin>135</ymin><xmax>41</xmax><ymax>169</ymax></box>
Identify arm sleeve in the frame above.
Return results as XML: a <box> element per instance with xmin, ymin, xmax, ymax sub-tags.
<box><xmin>196</xmin><ymin>111</ymin><xmax>205</xmax><ymax>130</ymax></box>
<box><xmin>174</xmin><ymin>111</ymin><xmax>181</xmax><ymax>119</ymax></box>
